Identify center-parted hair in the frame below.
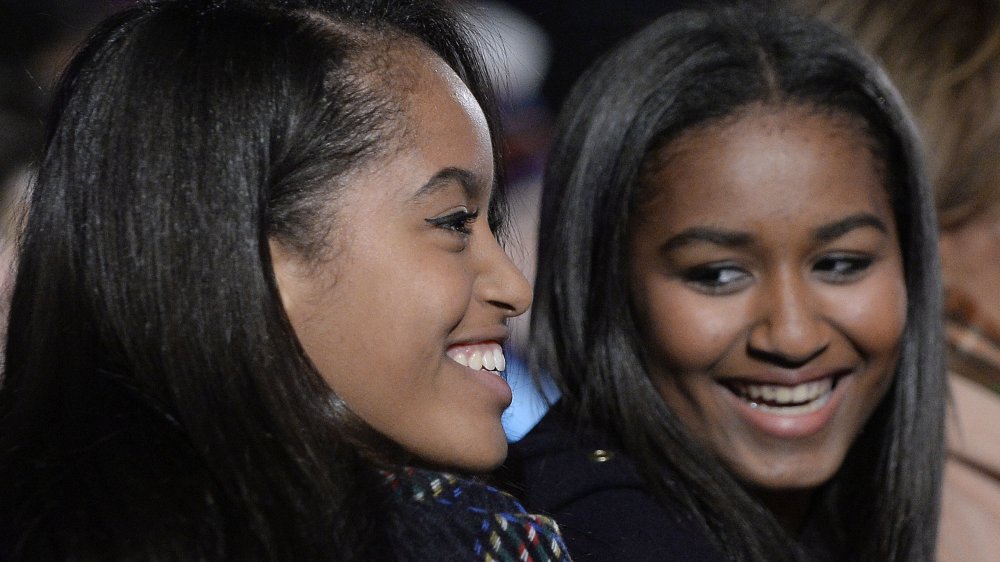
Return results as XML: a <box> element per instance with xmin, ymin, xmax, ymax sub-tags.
<box><xmin>530</xmin><ymin>5</ymin><xmax>943</xmax><ymax>561</ymax></box>
<box><xmin>0</xmin><ymin>0</ymin><xmax>502</xmax><ymax>559</ymax></box>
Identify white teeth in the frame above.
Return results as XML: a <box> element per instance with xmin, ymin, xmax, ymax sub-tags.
<box><xmin>791</xmin><ymin>384</ymin><xmax>809</xmax><ymax>402</ymax></box>
<box><xmin>468</xmin><ymin>350</ymin><xmax>483</xmax><ymax>370</ymax></box>
<box><xmin>446</xmin><ymin>342</ymin><xmax>507</xmax><ymax>373</ymax></box>
<box><xmin>732</xmin><ymin>378</ymin><xmax>834</xmax><ymax>416</ymax></box>
<box><xmin>774</xmin><ymin>387</ymin><xmax>792</xmax><ymax>403</ymax></box>
<box><xmin>750</xmin><ymin>392</ymin><xmax>831</xmax><ymax>416</ymax></box>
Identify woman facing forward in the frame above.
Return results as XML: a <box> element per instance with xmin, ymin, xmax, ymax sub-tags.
<box><xmin>505</xmin><ymin>4</ymin><xmax>943</xmax><ymax>561</ymax></box>
<box><xmin>0</xmin><ymin>1</ymin><xmax>570</xmax><ymax>560</ymax></box>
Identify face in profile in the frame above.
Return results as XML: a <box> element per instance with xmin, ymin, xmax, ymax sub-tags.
<box><xmin>273</xmin><ymin>47</ymin><xmax>532</xmax><ymax>471</ymax></box>
<box><xmin>628</xmin><ymin>105</ymin><xmax>906</xmax><ymax>493</ymax></box>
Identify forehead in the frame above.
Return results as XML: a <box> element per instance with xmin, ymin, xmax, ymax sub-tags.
<box><xmin>333</xmin><ymin>44</ymin><xmax>494</xmax><ymax>209</ymax></box>
<box><xmin>637</xmin><ymin>106</ymin><xmax>891</xmax><ymax>227</ymax></box>
<box><xmin>399</xmin><ymin>45</ymin><xmax>492</xmax><ymax>156</ymax></box>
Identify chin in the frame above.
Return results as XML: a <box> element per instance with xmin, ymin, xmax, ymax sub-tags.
<box><xmin>735</xmin><ymin>457</ymin><xmax>841</xmax><ymax>491</ymax></box>
<box><xmin>417</xmin><ymin>433</ymin><xmax>508</xmax><ymax>474</ymax></box>
<box><xmin>456</xmin><ymin>440</ymin><xmax>508</xmax><ymax>473</ymax></box>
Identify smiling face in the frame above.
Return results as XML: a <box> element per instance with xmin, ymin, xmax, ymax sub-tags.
<box><xmin>628</xmin><ymin>105</ymin><xmax>906</xmax><ymax>493</ymax></box>
<box><xmin>272</xmin><ymin>47</ymin><xmax>532</xmax><ymax>472</ymax></box>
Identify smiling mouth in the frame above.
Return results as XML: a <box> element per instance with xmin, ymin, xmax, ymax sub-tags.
<box><xmin>724</xmin><ymin>377</ymin><xmax>839</xmax><ymax>416</ymax></box>
<box><xmin>446</xmin><ymin>342</ymin><xmax>507</xmax><ymax>377</ymax></box>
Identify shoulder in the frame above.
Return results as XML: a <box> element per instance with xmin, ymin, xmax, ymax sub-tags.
<box><xmin>380</xmin><ymin>466</ymin><xmax>571</xmax><ymax>561</ymax></box>
<box><xmin>502</xmin><ymin>404</ymin><xmax>722</xmax><ymax>561</ymax></box>
<box><xmin>0</xmin><ymin>371</ymin><xmax>234</xmax><ymax>560</ymax></box>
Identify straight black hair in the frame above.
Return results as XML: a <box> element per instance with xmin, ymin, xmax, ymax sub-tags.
<box><xmin>531</xmin><ymin>4</ymin><xmax>943</xmax><ymax>561</ymax></box>
<box><xmin>0</xmin><ymin>0</ymin><xmax>502</xmax><ymax>559</ymax></box>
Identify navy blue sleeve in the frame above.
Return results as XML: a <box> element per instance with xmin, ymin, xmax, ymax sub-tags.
<box><xmin>502</xmin><ymin>405</ymin><xmax>724</xmax><ymax>561</ymax></box>
<box><xmin>549</xmin><ymin>487</ymin><xmax>721</xmax><ymax>561</ymax></box>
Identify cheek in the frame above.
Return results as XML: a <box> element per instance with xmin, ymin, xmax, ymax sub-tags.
<box><xmin>830</xmin><ymin>268</ymin><xmax>908</xmax><ymax>358</ymax></box>
<box><xmin>396</xmin><ymin>260</ymin><xmax>476</xmax><ymax>333</ymax></box>
<box><xmin>635</xmin><ymin>276</ymin><xmax>745</xmax><ymax>373</ymax></box>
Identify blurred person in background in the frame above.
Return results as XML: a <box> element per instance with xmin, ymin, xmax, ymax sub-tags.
<box><xmin>793</xmin><ymin>0</ymin><xmax>1000</xmax><ymax>559</ymax></box>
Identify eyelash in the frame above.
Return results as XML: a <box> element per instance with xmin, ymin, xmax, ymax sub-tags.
<box><xmin>681</xmin><ymin>254</ymin><xmax>875</xmax><ymax>294</ymax></box>
<box><xmin>682</xmin><ymin>263</ymin><xmax>751</xmax><ymax>295</ymax></box>
<box><xmin>426</xmin><ymin>207</ymin><xmax>480</xmax><ymax>235</ymax></box>
<box><xmin>813</xmin><ymin>254</ymin><xmax>874</xmax><ymax>282</ymax></box>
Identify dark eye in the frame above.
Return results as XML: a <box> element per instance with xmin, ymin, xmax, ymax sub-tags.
<box><xmin>682</xmin><ymin>264</ymin><xmax>751</xmax><ymax>295</ymax></box>
<box><xmin>426</xmin><ymin>207</ymin><xmax>480</xmax><ymax>235</ymax></box>
<box><xmin>813</xmin><ymin>254</ymin><xmax>873</xmax><ymax>282</ymax></box>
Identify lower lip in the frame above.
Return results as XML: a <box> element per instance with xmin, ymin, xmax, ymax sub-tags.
<box><xmin>453</xmin><ymin>360</ymin><xmax>513</xmax><ymax>407</ymax></box>
<box><xmin>725</xmin><ymin>375</ymin><xmax>850</xmax><ymax>440</ymax></box>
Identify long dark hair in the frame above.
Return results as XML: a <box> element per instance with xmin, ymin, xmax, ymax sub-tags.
<box><xmin>0</xmin><ymin>0</ymin><xmax>501</xmax><ymax>559</ymax></box>
<box><xmin>530</xmin><ymin>5</ymin><xmax>943</xmax><ymax>561</ymax></box>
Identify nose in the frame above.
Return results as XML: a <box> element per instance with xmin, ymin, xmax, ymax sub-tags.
<box><xmin>478</xmin><ymin>235</ymin><xmax>533</xmax><ymax>319</ymax></box>
<box><xmin>748</xmin><ymin>270</ymin><xmax>829</xmax><ymax>366</ymax></box>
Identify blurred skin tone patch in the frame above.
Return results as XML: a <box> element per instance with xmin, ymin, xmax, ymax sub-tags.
<box><xmin>272</xmin><ymin>48</ymin><xmax>532</xmax><ymax>472</ymax></box>
<box><xmin>628</xmin><ymin>105</ymin><xmax>906</xmax><ymax>513</ymax></box>
<box><xmin>941</xmin><ymin>204</ymin><xmax>1000</xmax><ymax>333</ymax></box>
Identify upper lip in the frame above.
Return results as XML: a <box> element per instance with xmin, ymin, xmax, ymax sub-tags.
<box><xmin>447</xmin><ymin>326</ymin><xmax>510</xmax><ymax>348</ymax></box>
<box><xmin>719</xmin><ymin>366</ymin><xmax>854</xmax><ymax>387</ymax></box>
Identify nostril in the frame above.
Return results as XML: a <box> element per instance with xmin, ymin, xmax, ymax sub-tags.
<box><xmin>481</xmin><ymin>241</ymin><xmax>533</xmax><ymax>316</ymax></box>
<box><xmin>747</xmin><ymin>343</ymin><xmax>828</xmax><ymax>368</ymax></box>
<box><xmin>748</xmin><ymin>294</ymin><xmax>828</xmax><ymax>367</ymax></box>
<box><xmin>488</xmin><ymin>298</ymin><xmax>519</xmax><ymax>315</ymax></box>
<box><xmin>497</xmin><ymin>273</ymin><xmax>533</xmax><ymax>317</ymax></box>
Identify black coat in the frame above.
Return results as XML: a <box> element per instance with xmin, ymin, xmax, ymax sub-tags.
<box><xmin>501</xmin><ymin>403</ymin><xmax>724</xmax><ymax>561</ymax></box>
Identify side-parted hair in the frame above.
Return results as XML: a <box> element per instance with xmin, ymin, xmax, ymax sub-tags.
<box><xmin>0</xmin><ymin>0</ymin><xmax>501</xmax><ymax>559</ymax></box>
<box><xmin>530</xmin><ymin>5</ymin><xmax>943</xmax><ymax>561</ymax></box>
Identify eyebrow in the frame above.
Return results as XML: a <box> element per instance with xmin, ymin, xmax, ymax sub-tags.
<box><xmin>660</xmin><ymin>228</ymin><xmax>752</xmax><ymax>253</ymax></box>
<box><xmin>659</xmin><ymin>212</ymin><xmax>889</xmax><ymax>253</ymax></box>
<box><xmin>411</xmin><ymin>167</ymin><xmax>487</xmax><ymax>202</ymax></box>
<box><xmin>813</xmin><ymin>212</ymin><xmax>888</xmax><ymax>242</ymax></box>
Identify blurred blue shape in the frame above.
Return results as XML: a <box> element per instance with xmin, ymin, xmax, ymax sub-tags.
<box><xmin>501</xmin><ymin>353</ymin><xmax>560</xmax><ymax>442</ymax></box>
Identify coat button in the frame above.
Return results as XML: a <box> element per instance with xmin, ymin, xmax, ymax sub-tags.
<box><xmin>589</xmin><ymin>449</ymin><xmax>615</xmax><ymax>463</ymax></box>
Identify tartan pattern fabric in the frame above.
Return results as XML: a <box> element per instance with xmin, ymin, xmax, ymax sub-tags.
<box><xmin>380</xmin><ymin>467</ymin><xmax>571</xmax><ymax>561</ymax></box>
